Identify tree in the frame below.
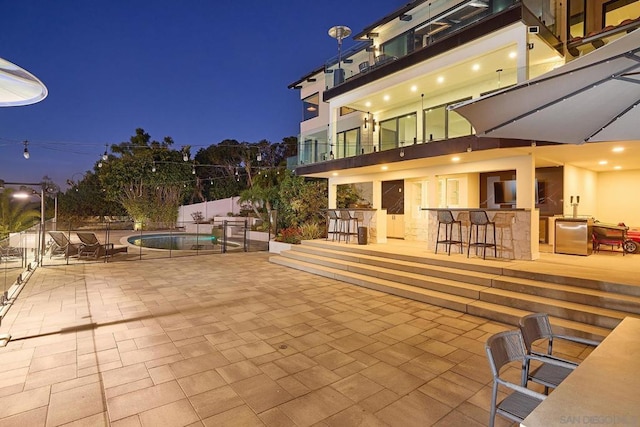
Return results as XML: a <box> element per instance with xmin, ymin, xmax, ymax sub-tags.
<box><xmin>97</xmin><ymin>128</ymin><xmax>194</xmax><ymax>229</ymax></box>
<box><xmin>59</xmin><ymin>172</ymin><xmax>126</xmax><ymax>222</ymax></box>
<box><xmin>0</xmin><ymin>188</ymin><xmax>41</xmax><ymax>239</ymax></box>
<box><xmin>277</xmin><ymin>172</ymin><xmax>327</xmax><ymax>228</ymax></box>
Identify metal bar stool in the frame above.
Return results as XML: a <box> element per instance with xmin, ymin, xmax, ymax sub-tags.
<box><xmin>326</xmin><ymin>210</ymin><xmax>340</xmax><ymax>241</ymax></box>
<box><xmin>338</xmin><ymin>210</ymin><xmax>360</xmax><ymax>243</ymax></box>
<box><xmin>435</xmin><ymin>210</ymin><xmax>463</xmax><ymax>255</ymax></box>
<box><xmin>467</xmin><ymin>210</ymin><xmax>497</xmax><ymax>259</ymax></box>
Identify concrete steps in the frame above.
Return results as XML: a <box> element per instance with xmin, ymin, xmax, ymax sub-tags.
<box><xmin>269</xmin><ymin>240</ymin><xmax>640</xmax><ymax>340</ymax></box>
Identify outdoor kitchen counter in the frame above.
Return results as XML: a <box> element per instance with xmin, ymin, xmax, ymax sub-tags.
<box><xmin>422</xmin><ymin>208</ymin><xmax>537</xmax><ymax>260</ymax></box>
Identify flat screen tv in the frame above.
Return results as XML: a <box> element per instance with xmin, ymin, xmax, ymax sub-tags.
<box><xmin>494</xmin><ymin>180</ymin><xmax>545</xmax><ymax>205</ymax></box>
<box><xmin>494</xmin><ymin>180</ymin><xmax>517</xmax><ymax>204</ymax></box>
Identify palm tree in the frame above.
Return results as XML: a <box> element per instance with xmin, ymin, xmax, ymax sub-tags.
<box><xmin>0</xmin><ymin>188</ymin><xmax>41</xmax><ymax>239</ymax></box>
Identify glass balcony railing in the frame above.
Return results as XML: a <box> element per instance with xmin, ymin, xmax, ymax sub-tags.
<box><xmin>323</xmin><ymin>0</ymin><xmax>556</xmax><ymax>91</ymax></box>
<box><xmin>295</xmin><ymin>61</ymin><xmax>563</xmax><ymax>169</ymax></box>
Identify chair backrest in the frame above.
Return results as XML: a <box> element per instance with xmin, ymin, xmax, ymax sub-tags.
<box><xmin>327</xmin><ymin>210</ymin><xmax>339</xmax><ymax>220</ymax></box>
<box><xmin>49</xmin><ymin>231</ymin><xmax>70</xmax><ymax>247</ymax></box>
<box><xmin>470</xmin><ymin>210</ymin><xmax>490</xmax><ymax>225</ymax></box>
<box><xmin>485</xmin><ymin>330</ymin><xmax>527</xmax><ymax>377</ymax></box>
<box><xmin>77</xmin><ymin>232</ymin><xmax>100</xmax><ymax>246</ymax></box>
<box><xmin>519</xmin><ymin>313</ymin><xmax>553</xmax><ymax>352</ymax></box>
<box><xmin>359</xmin><ymin>61</ymin><xmax>370</xmax><ymax>72</ymax></box>
<box><xmin>457</xmin><ymin>211</ymin><xmax>470</xmax><ymax>226</ymax></box>
<box><xmin>437</xmin><ymin>210</ymin><xmax>455</xmax><ymax>224</ymax></box>
<box><xmin>339</xmin><ymin>210</ymin><xmax>353</xmax><ymax>220</ymax></box>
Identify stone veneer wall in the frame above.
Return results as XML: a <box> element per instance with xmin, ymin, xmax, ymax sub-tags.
<box><xmin>426</xmin><ymin>210</ymin><xmax>533</xmax><ymax>260</ymax></box>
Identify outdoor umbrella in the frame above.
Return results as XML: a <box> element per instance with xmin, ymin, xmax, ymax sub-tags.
<box><xmin>450</xmin><ymin>29</ymin><xmax>640</xmax><ymax>144</ymax></box>
<box><xmin>0</xmin><ymin>57</ymin><xmax>48</xmax><ymax>107</ymax></box>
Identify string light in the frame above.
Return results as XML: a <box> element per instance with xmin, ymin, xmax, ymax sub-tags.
<box><xmin>23</xmin><ymin>140</ymin><xmax>30</xmax><ymax>159</ymax></box>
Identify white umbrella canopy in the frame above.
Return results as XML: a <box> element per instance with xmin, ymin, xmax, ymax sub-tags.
<box><xmin>0</xmin><ymin>57</ymin><xmax>48</xmax><ymax>107</ymax></box>
<box><xmin>451</xmin><ymin>29</ymin><xmax>640</xmax><ymax>144</ymax></box>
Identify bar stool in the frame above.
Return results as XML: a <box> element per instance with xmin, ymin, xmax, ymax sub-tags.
<box><xmin>435</xmin><ymin>210</ymin><xmax>462</xmax><ymax>255</ymax></box>
<box><xmin>467</xmin><ymin>210</ymin><xmax>497</xmax><ymax>259</ymax></box>
<box><xmin>326</xmin><ymin>210</ymin><xmax>340</xmax><ymax>241</ymax></box>
<box><xmin>493</xmin><ymin>212</ymin><xmax>515</xmax><ymax>259</ymax></box>
<box><xmin>339</xmin><ymin>210</ymin><xmax>360</xmax><ymax>243</ymax></box>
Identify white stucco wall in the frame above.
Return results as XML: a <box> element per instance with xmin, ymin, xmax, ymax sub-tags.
<box><xmin>596</xmin><ymin>169</ymin><xmax>640</xmax><ymax>226</ymax></box>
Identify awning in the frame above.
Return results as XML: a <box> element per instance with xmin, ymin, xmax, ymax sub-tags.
<box><xmin>0</xmin><ymin>57</ymin><xmax>48</xmax><ymax>107</ymax></box>
<box><xmin>450</xmin><ymin>29</ymin><xmax>640</xmax><ymax>144</ymax></box>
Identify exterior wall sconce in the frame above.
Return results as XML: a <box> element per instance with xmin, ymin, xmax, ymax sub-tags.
<box><xmin>364</xmin><ymin>113</ymin><xmax>376</xmax><ymax>130</ymax></box>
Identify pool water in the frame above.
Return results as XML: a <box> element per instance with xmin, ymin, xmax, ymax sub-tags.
<box><xmin>127</xmin><ymin>233</ymin><xmax>236</xmax><ymax>250</ymax></box>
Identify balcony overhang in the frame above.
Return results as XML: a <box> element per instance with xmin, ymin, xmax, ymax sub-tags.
<box><xmin>324</xmin><ymin>5</ymin><xmax>559</xmax><ymax>102</ymax></box>
<box><xmin>295</xmin><ymin>136</ymin><xmax>559</xmax><ymax>178</ymax></box>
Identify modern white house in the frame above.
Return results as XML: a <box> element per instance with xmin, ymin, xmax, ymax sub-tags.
<box><xmin>288</xmin><ymin>0</ymin><xmax>640</xmax><ymax>259</ymax></box>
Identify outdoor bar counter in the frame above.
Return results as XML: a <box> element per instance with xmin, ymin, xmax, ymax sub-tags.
<box><xmin>423</xmin><ymin>208</ymin><xmax>537</xmax><ymax>260</ymax></box>
<box><xmin>324</xmin><ymin>208</ymin><xmax>379</xmax><ymax>243</ymax></box>
<box><xmin>521</xmin><ymin>316</ymin><xmax>640</xmax><ymax>427</ymax></box>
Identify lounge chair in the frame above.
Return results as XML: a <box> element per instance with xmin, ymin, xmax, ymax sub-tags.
<box><xmin>49</xmin><ymin>231</ymin><xmax>82</xmax><ymax>259</ymax></box>
<box><xmin>1</xmin><ymin>239</ymin><xmax>22</xmax><ymax>261</ymax></box>
<box><xmin>77</xmin><ymin>232</ymin><xmax>128</xmax><ymax>259</ymax></box>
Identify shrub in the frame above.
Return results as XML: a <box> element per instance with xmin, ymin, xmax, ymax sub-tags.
<box><xmin>277</xmin><ymin>227</ymin><xmax>302</xmax><ymax>244</ymax></box>
<box><xmin>299</xmin><ymin>221</ymin><xmax>323</xmax><ymax>241</ymax></box>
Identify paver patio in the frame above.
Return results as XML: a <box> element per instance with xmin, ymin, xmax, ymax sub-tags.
<box><xmin>0</xmin><ymin>252</ymin><xmax>593</xmax><ymax>426</ymax></box>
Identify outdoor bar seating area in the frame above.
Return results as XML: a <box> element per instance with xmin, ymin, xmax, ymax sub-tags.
<box><xmin>485</xmin><ymin>312</ymin><xmax>607</xmax><ymax>427</ymax></box>
<box><xmin>486</xmin><ymin>315</ymin><xmax>640</xmax><ymax>427</ymax></box>
<box><xmin>425</xmin><ymin>208</ymin><xmax>529</xmax><ymax>260</ymax></box>
<box><xmin>324</xmin><ymin>208</ymin><xmax>376</xmax><ymax>244</ymax></box>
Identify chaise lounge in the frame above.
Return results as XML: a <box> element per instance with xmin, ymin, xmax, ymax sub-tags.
<box><xmin>49</xmin><ymin>231</ymin><xmax>82</xmax><ymax>259</ymax></box>
<box><xmin>77</xmin><ymin>232</ymin><xmax>128</xmax><ymax>259</ymax></box>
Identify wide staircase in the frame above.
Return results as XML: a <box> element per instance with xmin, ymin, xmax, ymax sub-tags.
<box><xmin>269</xmin><ymin>240</ymin><xmax>640</xmax><ymax>340</ymax></box>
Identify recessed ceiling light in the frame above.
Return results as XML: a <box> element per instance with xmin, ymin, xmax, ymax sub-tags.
<box><xmin>472</xmin><ymin>64</ymin><xmax>480</xmax><ymax>71</ymax></box>
<box><xmin>599</xmin><ymin>160</ymin><xmax>608</xmax><ymax>165</ymax></box>
<box><xmin>410</xmin><ymin>85</ymin><xmax>417</xmax><ymax>92</ymax></box>
<box><xmin>383</xmin><ymin>95</ymin><xmax>390</xmax><ymax>101</ymax></box>
<box><xmin>365</xmin><ymin>101</ymin><xmax>371</xmax><ymax>107</ymax></box>
<box><xmin>381</xmin><ymin>165</ymin><xmax>388</xmax><ymax>170</ymax></box>
<box><xmin>452</xmin><ymin>156</ymin><xmax>460</xmax><ymax>162</ymax></box>
<box><xmin>437</xmin><ymin>76</ymin><xmax>444</xmax><ymax>84</ymax></box>
<box><xmin>614</xmin><ymin>166</ymin><xmax>622</xmax><ymax>170</ymax></box>
<box><xmin>612</xmin><ymin>146</ymin><xmax>624</xmax><ymax>153</ymax></box>
<box><xmin>509</xmin><ymin>51</ymin><xmax>517</xmax><ymax>59</ymax></box>
<box><xmin>332</xmin><ymin>172</ymin><xmax>338</xmax><ymax>176</ymax></box>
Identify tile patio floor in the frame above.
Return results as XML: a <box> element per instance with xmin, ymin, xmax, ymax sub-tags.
<box><xmin>0</xmin><ymin>252</ymin><xmax>594</xmax><ymax>426</ymax></box>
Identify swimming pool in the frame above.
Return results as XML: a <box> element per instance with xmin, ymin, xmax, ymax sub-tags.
<box><xmin>127</xmin><ymin>233</ymin><xmax>240</xmax><ymax>250</ymax></box>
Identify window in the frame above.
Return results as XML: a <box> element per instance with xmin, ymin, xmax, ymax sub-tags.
<box><xmin>336</xmin><ymin>127</ymin><xmax>361</xmax><ymax>158</ymax></box>
<box><xmin>567</xmin><ymin>0</ymin><xmax>586</xmax><ymax>38</ymax></box>
<box><xmin>302</xmin><ymin>93</ymin><xmax>319</xmax><ymax>121</ymax></box>
<box><xmin>340</xmin><ymin>106</ymin><xmax>357</xmax><ymax>116</ymax></box>
<box><xmin>379</xmin><ymin>113</ymin><xmax>417</xmax><ymax>151</ymax></box>
<box><xmin>424</xmin><ymin>99</ymin><xmax>472</xmax><ymax>141</ymax></box>
<box><xmin>604</xmin><ymin>0</ymin><xmax>640</xmax><ymax>26</ymax></box>
<box><xmin>381</xmin><ymin>31</ymin><xmax>413</xmax><ymax>59</ymax></box>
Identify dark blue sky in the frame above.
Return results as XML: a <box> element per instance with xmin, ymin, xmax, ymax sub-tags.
<box><xmin>1</xmin><ymin>0</ymin><xmax>404</xmax><ymax>186</ymax></box>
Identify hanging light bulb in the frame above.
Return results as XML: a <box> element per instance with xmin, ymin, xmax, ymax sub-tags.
<box><xmin>257</xmin><ymin>152</ymin><xmax>262</xmax><ymax>162</ymax></box>
<box><xmin>183</xmin><ymin>151</ymin><xmax>189</xmax><ymax>162</ymax></box>
<box><xmin>23</xmin><ymin>140</ymin><xmax>30</xmax><ymax>159</ymax></box>
<box><xmin>102</xmin><ymin>144</ymin><xmax>108</xmax><ymax>161</ymax></box>
<box><xmin>98</xmin><ymin>161</ymin><xmax>102</xmax><ymax>168</ymax></box>
<box><xmin>192</xmin><ymin>164</ymin><xmax>196</xmax><ymax>175</ymax></box>
<box><xmin>152</xmin><ymin>162</ymin><xmax>156</xmax><ymax>173</ymax></box>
